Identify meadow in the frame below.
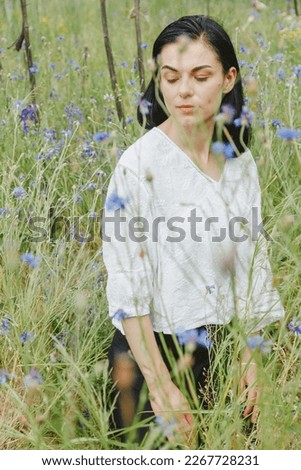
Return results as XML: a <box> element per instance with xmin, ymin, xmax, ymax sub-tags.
<box><xmin>0</xmin><ymin>0</ymin><xmax>300</xmax><ymax>450</ymax></box>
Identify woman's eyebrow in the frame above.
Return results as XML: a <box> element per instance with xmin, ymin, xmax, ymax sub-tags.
<box><xmin>161</xmin><ymin>65</ymin><xmax>213</xmax><ymax>72</ymax></box>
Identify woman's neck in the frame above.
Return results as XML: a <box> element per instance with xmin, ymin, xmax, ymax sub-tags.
<box><xmin>158</xmin><ymin>117</ymin><xmax>215</xmax><ymax>165</ymax></box>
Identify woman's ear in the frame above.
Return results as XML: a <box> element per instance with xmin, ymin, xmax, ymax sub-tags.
<box><xmin>223</xmin><ymin>66</ymin><xmax>237</xmax><ymax>93</ymax></box>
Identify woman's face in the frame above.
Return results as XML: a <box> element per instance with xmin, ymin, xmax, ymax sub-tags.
<box><xmin>158</xmin><ymin>38</ymin><xmax>237</xmax><ymax>129</ymax></box>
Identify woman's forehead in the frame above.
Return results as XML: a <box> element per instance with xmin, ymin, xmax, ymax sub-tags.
<box><xmin>159</xmin><ymin>38</ymin><xmax>221</xmax><ymax>70</ymax></box>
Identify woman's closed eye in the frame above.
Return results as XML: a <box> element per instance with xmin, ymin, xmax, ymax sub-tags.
<box><xmin>195</xmin><ymin>76</ymin><xmax>209</xmax><ymax>82</ymax></box>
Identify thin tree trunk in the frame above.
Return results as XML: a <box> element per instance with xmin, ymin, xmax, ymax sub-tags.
<box><xmin>294</xmin><ymin>0</ymin><xmax>299</xmax><ymax>16</ymax></box>
<box><xmin>100</xmin><ymin>0</ymin><xmax>125</xmax><ymax>126</ymax></box>
<box><xmin>20</xmin><ymin>0</ymin><xmax>37</xmax><ymax>104</ymax></box>
<box><xmin>134</xmin><ymin>0</ymin><xmax>145</xmax><ymax>93</ymax></box>
<box><xmin>206</xmin><ymin>0</ymin><xmax>210</xmax><ymax>15</ymax></box>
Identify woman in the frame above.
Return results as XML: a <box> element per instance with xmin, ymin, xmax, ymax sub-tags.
<box><xmin>102</xmin><ymin>15</ymin><xmax>284</xmax><ymax>447</ymax></box>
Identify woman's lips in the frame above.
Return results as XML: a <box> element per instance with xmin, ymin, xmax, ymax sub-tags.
<box><xmin>177</xmin><ymin>105</ymin><xmax>194</xmax><ymax>113</ymax></box>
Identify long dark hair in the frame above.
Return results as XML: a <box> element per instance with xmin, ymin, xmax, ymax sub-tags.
<box><xmin>137</xmin><ymin>15</ymin><xmax>251</xmax><ymax>154</ymax></box>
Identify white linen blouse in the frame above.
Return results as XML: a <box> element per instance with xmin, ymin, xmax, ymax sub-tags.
<box><xmin>102</xmin><ymin>127</ymin><xmax>284</xmax><ymax>335</ymax></box>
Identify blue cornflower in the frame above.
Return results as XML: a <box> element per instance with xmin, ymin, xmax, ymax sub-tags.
<box><xmin>240</xmin><ymin>45</ymin><xmax>248</xmax><ymax>54</ymax></box>
<box><xmin>271</xmin><ymin>119</ymin><xmax>282</xmax><ymax>128</ymax></box>
<box><xmin>177</xmin><ymin>327</ymin><xmax>212</xmax><ymax>349</ymax></box>
<box><xmin>155</xmin><ymin>416</ymin><xmax>177</xmax><ymax>437</ymax></box>
<box><xmin>276</xmin><ymin>128</ymin><xmax>301</xmax><ymax>141</ymax></box>
<box><xmin>277</xmin><ymin>68</ymin><xmax>285</xmax><ymax>80</ymax></box>
<box><xmin>105</xmin><ymin>191</ymin><xmax>128</xmax><ymax>211</ymax></box>
<box><xmin>112</xmin><ymin>309</ymin><xmax>131</xmax><ymax>321</ymax></box>
<box><xmin>0</xmin><ymin>208</ymin><xmax>9</xmax><ymax>217</ymax></box>
<box><xmin>140</xmin><ymin>43</ymin><xmax>148</xmax><ymax>49</ymax></box>
<box><xmin>234</xmin><ymin>106</ymin><xmax>254</xmax><ymax>128</ymax></box>
<box><xmin>0</xmin><ymin>317</ymin><xmax>12</xmax><ymax>336</ymax></box>
<box><xmin>288</xmin><ymin>318</ymin><xmax>301</xmax><ymax>336</ymax></box>
<box><xmin>120</xmin><ymin>61</ymin><xmax>128</xmax><ymax>68</ymax></box>
<box><xmin>125</xmin><ymin>117</ymin><xmax>134</xmax><ymax>125</ymax></box>
<box><xmin>53</xmin><ymin>331</ymin><xmax>67</xmax><ymax>348</ymax></box>
<box><xmin>205</xmin><ymin>284</ymin><xmax>216</xmax><ymax>294</ymax></box>
<box><xmin>19</xmin><ymin>104</ymin><xmax>38</xmax><ymax>132</ymax></box>
<box><xmin>93</xmin><ymin>131</ymin><xmax>110</xmax><ymax>142</ymax></box>
<box><xmin>74</xmin><ymin>194</ymin><xmax>83</xmax><ymax>204</ymax></box>
<box><xmin>0</xmin><ymin>369</ymin><xmax>14</xmax><ymax>385</ymax></box>
<box><xmin>12</xmin><ymin>186</ymin><xmax>27</xmax><ymax>198</ymax></box>
<box><xmin>211</xmin><ymin>142</ymin><xmax>235</xmax><ymax>159</ymax></box>
<box><xmin>293</xmin><ymin>65</ymin><xmax>301</xmax><ymax>78</ymax></box>
<box><xmin>247</xmin><ymin>335</ymin><xmax>272</xmax><ymax>354</ymax></box>
<box><xmin>274</xmin><ymin>53</ymin><xmax>284</xmax><ymax>62</ymax></box>
<box><xmin>82</xmin><ymin>182</ymin><xmax>97</xmax><ymax>191</ymax></box>
<box><xmin>29</xmin><ymin>63</ymin><xmax>39</xmax><ymax>74</ymax></box>
<box><xmin>24</xmin><ymin>367</ymin><xmax>44</xmax><ymax>388</ymax></box>
<box><xmin>20</xmin><ymin>253</ymin><xmax>42</xmax><ymax>268</ymax></box>
<box><xmin>139</xmin><ymin>99</ymin><xmax>152</xmax><ymax>116</ymax></box>
<box><xmin>20</xmin><ymin>330</ymin><xmax>35</xmax><ymax>345</ymax></box>
<box><xmin>65</xmin><ymin>103</ymin><xmax>83</xmax><ymax>125</ymax></box>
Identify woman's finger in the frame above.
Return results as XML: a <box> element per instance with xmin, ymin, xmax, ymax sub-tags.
<box><xmin>243</xmin><ymin>387</ymin><xmax>258</xmax><ymax>418</ymax></box>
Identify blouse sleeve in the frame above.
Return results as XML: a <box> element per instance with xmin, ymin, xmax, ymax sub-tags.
<box><xmin>234</xmin><ymin>159</ymin><xmax>285</xmax><ymax>334</ymax></box>
<box><xmin>102</xmin><ymin>162</ymin><xmax>156</xmax><ymax>334</ymax></box>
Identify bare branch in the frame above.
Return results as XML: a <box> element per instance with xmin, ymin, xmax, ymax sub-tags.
<box><xmin>100</xmin><ymin>0</ymin><xmax>125</xmax><ymax>126</ymax></box>
<box><xmin>134</xmin><ymin>0</ymin><xmax>145</xmax><ymax>93</ymax></box>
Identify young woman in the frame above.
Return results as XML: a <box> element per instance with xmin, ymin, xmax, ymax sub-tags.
<box><xmin>102</xmin><ymin>15</ymin><xmax>284</xmax><ymax>447</ymax></box>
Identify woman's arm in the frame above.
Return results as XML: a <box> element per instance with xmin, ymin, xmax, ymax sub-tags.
<box><xmin>122</xmin><ymin>315</ymin><xmax>196</xmax><ymax>446</ymax></box>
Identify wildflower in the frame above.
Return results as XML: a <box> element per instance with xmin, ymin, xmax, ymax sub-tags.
<box><xmin>276</xmin><ymin>128</ymin><xmax>301</xmax><ymax>141</ymax></box>
<box><xmin>53</xmin><ymin>331</ymin><xmax>67</xmax><ymax>348</ymax></box>
<box><xmin>240</xmin><ymin>45</ymin><xmax>248</xmax><ymax>54</ymax></box>
<box><xmin>276</xmin><ymin>68</ymin><xmax>285</xmax><ymax>80</ymax></box>
<box><xmin>139</xmin><ymin>99</ymin><xmax>152</xmax><ymax>116</ymax></box>
<box><xmin>0</xmin><ymin>208</ymin><xmax>10</xmax><ymax>217</ymax></box>
<box><xmin>234</xmin><ymin>106</ymin><xmax>254</xmax><ymax>128</ymax></box>
<box><xmin>155</xmin><ymin>416</ymin><xmax>177</xmax><ymax>437</ymax></box>
<box><xmin>12</xmin><ymin>186</ymin><xmax>27</xmax><ymax>198</ymax></box>
<box><xmin>24</xmin><ymin>367</ymin><xmax>44</xmax><ymax>388</ymax></box>
<box><xmin>247</xmin><ymin>335</ymin><xmax>272</xmax><ymax>354</ymax></box>
<box><xmin>93</xmin><ymin>131</ymin><xmax>110</xmax><ymax>142</ymax></box>
<box><xmin>205</xmin><ymin>284</ymin><xmax>216</xmax><ymax>294</ymax></box>
<box><xmin>19</xmin><ymin>104</ymin><xmax>38</xmax><ymax>133</ymax></box>
<box><xmin>215</xmin><ymin>104</ymin><xmax>235</xmax><ymax>124</ymax></box>
<box><xmin>103</xmin><ymin>93</ymin><xmax>114</xmax><ymax>102</ymax></box>
<box><xmin>120</xmin><ymin>61</ymin><xmax>128</xmax><ymax>68</ymax></box>
<box><xmin>82</xmin><ymin>182</ymin><xmax>97</xmax><ymax>191</ymax></box>
<box><xmin>105</xmin><ymin>192</ymin><xmax>128</xmax><ymax>211</ymax></box>
<box><xmin>65</xmin><ymin>103</ymin><xmax>83</xmax><ymax>126</ymax></box>
<box><xmin>293</xmin><ymin>65</ymin><xmax>301</xmax><ymax>78</ymax></box>
<box><xmin>274</xmin><ymin>53</ymin><xmax>283</xmax><ymax>62</ymax></box>
<box><xmin>74</xmin><ymin>194</ymin><xmax>83</xmax><ymax>204</ymax></box>
<box><xmin>271</xmin><ymin>119</ymin><xmax>282</xmax><ymax>128</ymax></box>
<box><xmin>29</xmin><ymin>63</ymin><xmax>39</xmax><ymax>74</ymax></box>
<box><xmin>0</xmin><ymin>370</ymin><xmax>14</xmax><ymax>385</ymax></box>
<box><xmin>288</xmin><ymin>318</ymin><xmax>301</xmax><ymax>336</ymax></box>
<box><xmin>211</xmin><ymin>142</ymin><xmax>235</xmax><ymax>159</ymax></box>
<box><xmin>20</xmin><ymin>253</ymin><xmax>42</xmax><ymax>268</ymax></box>
<box><xmin>0</xmin><ymin>317</ymin><xmax>12</xmax><ymax>336</ymax></box>
<box><xmin>177</xmin><ymin>327</ymin><xmax>212</xmax><ymax>349</ymax></box>
<box><xmin>20</xmin><ymin>330</ymin><xmax>35</xmax><ymax>345</ymax></box>
<box><xmin>125</xmin><ymin>117</ymin><xmax>134</xmax><ymax>124</ymax></box>
<box><xmin>140</xmin><ymin>43</ymin><xmax>148</xmax><ymax>49</ymax></box>
<box><xmin>112</xmin><ymin>309</ymin><xmax>131</xmax><ymax>321</ymax></box>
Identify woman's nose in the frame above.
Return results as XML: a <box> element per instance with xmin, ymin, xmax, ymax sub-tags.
<box><xmin>178</xmin><ymin>77</ymin><xmax>193</xmax><ymax>98</ymax></box>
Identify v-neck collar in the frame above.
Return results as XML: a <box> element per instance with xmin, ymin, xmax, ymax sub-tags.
<box><xmin>154</xmin><ymin>127</ymin><xmax>228</xmax><ymax>184</ymax></box>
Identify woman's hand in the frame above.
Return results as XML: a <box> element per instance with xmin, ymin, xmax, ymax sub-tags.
<box><xmin>239</xmin><ymin>347</ymin><xmax>260</xmax><ymax>424</ymax></box>
<box><xmin>149</xmin><ymin>380</ymin><xmax>197</xmax><ymax>448</ymax></box>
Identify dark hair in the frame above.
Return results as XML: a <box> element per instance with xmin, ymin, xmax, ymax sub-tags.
<box><xmin>137</xmin><ymin>15</ymin><xmax>251</xmax><ymax>154</ymax></box>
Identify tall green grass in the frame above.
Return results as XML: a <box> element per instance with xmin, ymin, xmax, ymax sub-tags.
<box><xmin>0</xmin><ymin>0</ymin><xmax>300</xmax><ymax>449</ymax></box>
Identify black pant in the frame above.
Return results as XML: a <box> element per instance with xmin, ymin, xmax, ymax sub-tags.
<box><xmin>107</xmin><ymin>326</ymin><xmax>217</xmax><ymax>444</ymax></box>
